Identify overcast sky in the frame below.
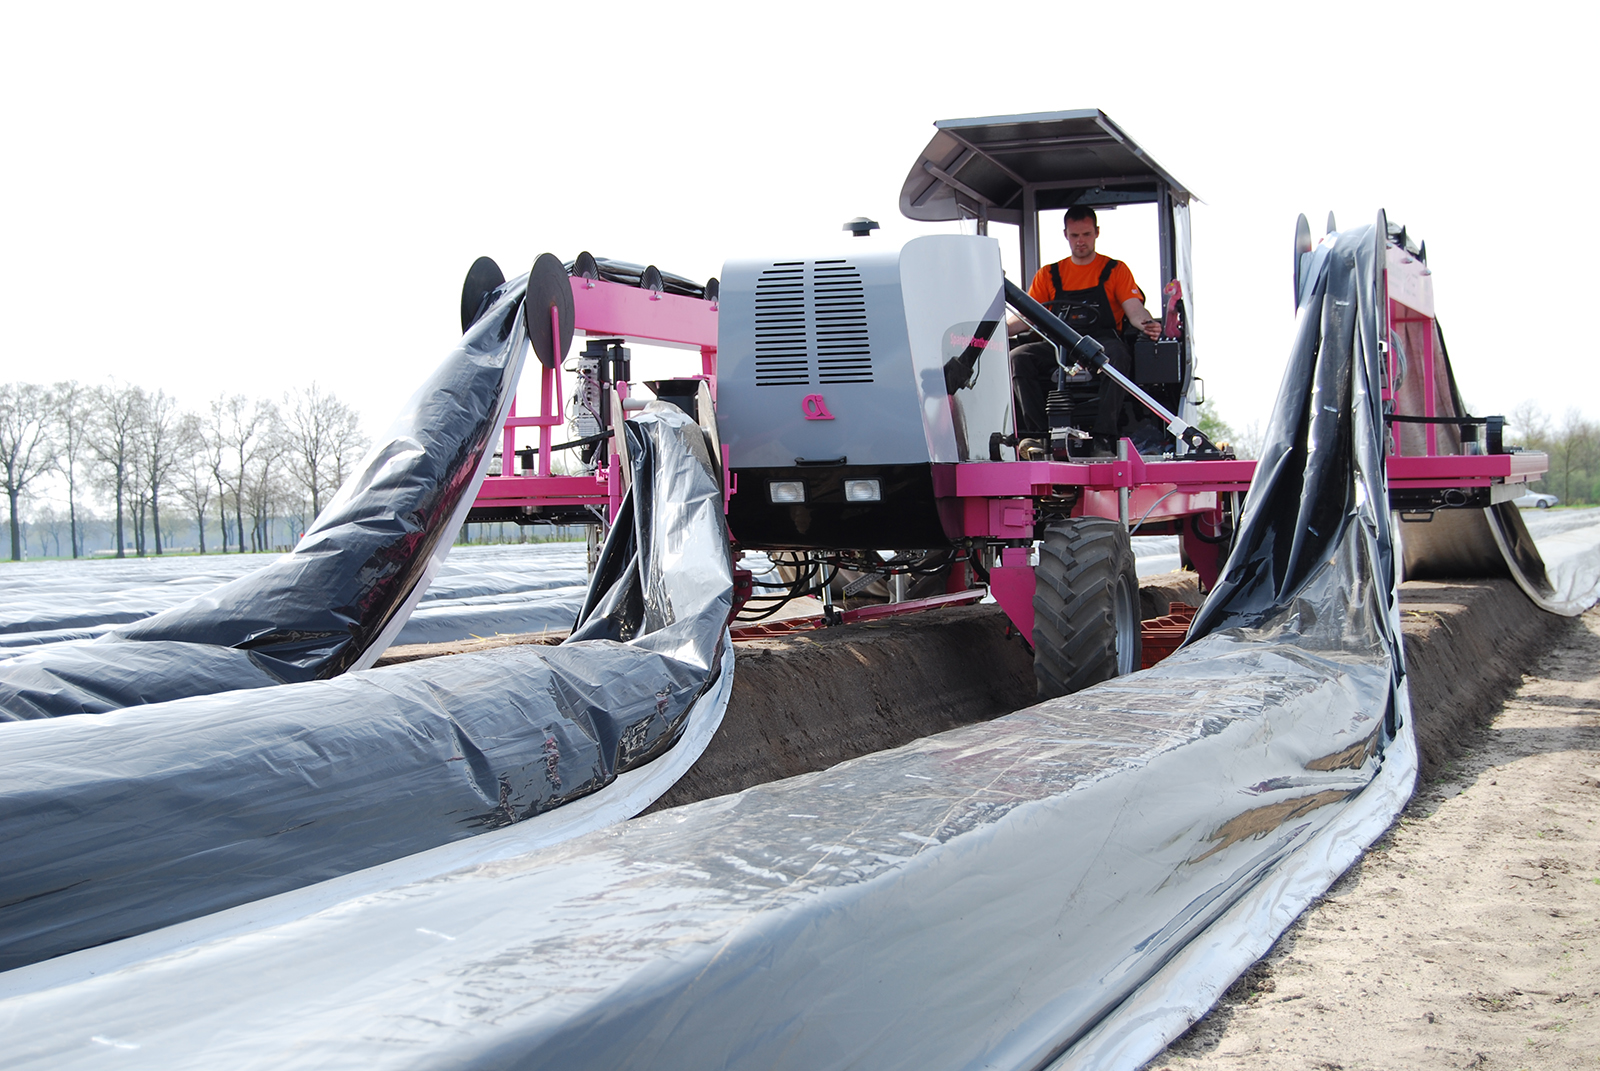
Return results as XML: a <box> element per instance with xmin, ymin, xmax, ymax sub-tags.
<box><xmin>2</xmin><ymin>1</ymin><xmax>1593</xmax><ymax>443</ymax></box>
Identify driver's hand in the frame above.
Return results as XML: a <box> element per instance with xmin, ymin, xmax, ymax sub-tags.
<box><xmin>1140</xmin><ymin>318</ymin><xmax>1162</xmax><ymax>340</ymax></box>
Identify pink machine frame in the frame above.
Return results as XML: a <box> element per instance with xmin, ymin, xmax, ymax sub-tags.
<box><xmin>472</xmin><ymin>252</ymin><xmax>1545</xmax><ymax>648</ymax></box>
<box><xmin>472</xmin><ymin>275</ymin><xmax>722</xmax><ymax>526</ymax></box>
<box><xmin>1381</xmin><ymin>244</ymin><xmax>1545</xmax><ymax>500</ymax></box>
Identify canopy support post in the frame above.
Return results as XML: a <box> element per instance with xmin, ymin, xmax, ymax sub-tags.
<box><xmin>1021</xmin><ymin>185</ymin><xmax>1039</xmax><ymax>284</ymax></box>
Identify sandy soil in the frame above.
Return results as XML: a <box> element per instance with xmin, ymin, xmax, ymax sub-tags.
<box><xmin>1149</xmin><ymin>606</ymin><xmax>1600</xmax><ymax>1071</ymax></box>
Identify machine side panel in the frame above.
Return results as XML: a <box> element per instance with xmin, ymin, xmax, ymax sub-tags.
<box><xmin>897</xmin><ymin>235</ymin><xmax>1012</xmax><ymax>464</ymax></box>
<box><xmin>715</xmin><ymin>253</ymin><xmax>928</xmax><ymax>469</ymax></box>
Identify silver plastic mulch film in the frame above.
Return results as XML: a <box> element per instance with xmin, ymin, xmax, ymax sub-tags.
<box><xmin>0</xmin><ymin>648</ymin><xmax>1403</xmax><ymax>1069</ymax></box>
<box><xmin>0</xmin><ymin>545</ymin><xmax>589</xmax><ymax>659</ymax></box>
<box><xmin>0</xmin><ymin>230</ymin><xmax>1412</xmax><ymax>1068</ymax></box>
<box><xmin>1481</xmin><ymin>502</ymin><xmax>1600</xmax><ymax>616</ymax></box>
<box><xmin>0</xmin><ymin>406</ymin><xmax>731</xmax><ymax>968</ymax></box>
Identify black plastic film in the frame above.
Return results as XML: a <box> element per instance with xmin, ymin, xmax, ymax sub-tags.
<box><xmin>1189</xmin><ymin>223</ymin><xmax>1399</xmax><ymax>679</ymax></box>
<box><xmin>0</xmin><ymin>282</ymin><xmax>528</xmax><ymax>720</ymax></box>
<box><xmin>0</xmin><ymin>401</ymin><xmax>731</xmax><ymax>969</ymax></box>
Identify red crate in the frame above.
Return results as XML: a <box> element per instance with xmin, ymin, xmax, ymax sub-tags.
<box><xmin>1140</xmin><ymin>602</ymin><xmax>1198</xmax><ymax>669</ymax></box>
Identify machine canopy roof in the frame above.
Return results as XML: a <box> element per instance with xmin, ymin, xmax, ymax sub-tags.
<box><xmin>899</xmin><ymin>109</ymin><xmax>1194</xmax><ymax>225</ymax></box>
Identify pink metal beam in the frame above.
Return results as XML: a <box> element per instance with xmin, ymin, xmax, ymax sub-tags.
<box><xmin>726</xmin><ymin>590</ymin><xmax>986</xmax><ymax>641</ymax></box>
<box><xmin>538</xmin><ymin>306</ymin><xmax>566</xmax><ymax>477</ymax></box>
<box><xmin>569</xmin><ymin>276</ymin><xmax>718</xmax><ymax>350</ymax></box>
<box><xmin>838</xmin><ymin>589</ymin><xmax>985</xmax><ymax>623</ymax></box>
<box><xmin>952</xmin><ymin>450</ymin><xmax>1254</xmax><ymax>499</ymax></box>
<box><xmin>1387</xmin><ymin>453</ymin><xmax>1547</xmax><ymax>486</ymax></box>
<box><xmin>501</xmin><ymin>397</ymin><xmax>517</xmax><ymax>478</ymax></box>
<box><xmin>1078</xmin><ymin>487</ymin><xmax>1218</xmax><ymax>524</ymax></box>
<box><xmin>472</xmin><ymin>473</ymin><xmax>609</xmax><ymax>507</ymax></box>
<box><xmin>953</xmin><ymin>451</ymin><xmax>1542</xmax><ymax>502</ymax></box>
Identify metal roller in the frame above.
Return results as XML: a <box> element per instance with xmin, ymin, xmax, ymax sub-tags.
<box><xmin>526</xmin><ymin>252</ymin><xmax>575</xmax><ymax>369</ymax></box>
<box><xmin>459</xmin><ymin>256</ymin><xmax>505</xmax><ymax>333</ymax></box>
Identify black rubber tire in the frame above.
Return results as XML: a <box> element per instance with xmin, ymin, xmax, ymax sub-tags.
<box><xmin>1033</xmin><ymin>518</ymin><xmax>1141</xmax><ymax>700</ymax></box>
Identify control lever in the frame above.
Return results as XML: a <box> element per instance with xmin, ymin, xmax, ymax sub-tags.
<box><xmin>1004</xmin><ymin>279</ymin><xmax>1223</xmax><ymax>457</ymax></box>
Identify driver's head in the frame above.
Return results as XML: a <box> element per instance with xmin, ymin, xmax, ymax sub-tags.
<box><xmin>1064</xmin><ymin>206</ymin><xmax>1099</xmax><ymax>260</ymax></box>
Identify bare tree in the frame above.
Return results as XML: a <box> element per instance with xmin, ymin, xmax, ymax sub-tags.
<box><xmin>51</xmin><ymin>380</ymin><xmax>93</xmax><ymax>557</ymax></box>
<box><xmin>137</xmin><ymin>388</ymin><xmax>184</xmax><ymax>555</ymax></box>
<box><xmin>202</xmin><ymin>397</ymin><xmax>233</xmax><ymax>551</ymax></box>
<box><xmin>128</xmin><ymin>439</ymin><xmax>150</xmax><ymax>556</ymax></box>
<box><xmin>1562</xmin><ymin>411</ymin><xmax>1599</xmax><ymax>504</ymax></box>
<box><xmin>31</xmin><ymin>504</ymin><xmax>67</xmax><ymax>558</ymax></box>
<box><xmin>213</xmin><ymin>394</ymin><xmax>274</xmax><ymax>554</ymax></box>
<box><xmin>0</xmin><ymin>381</ymin><xmax>55</xmax><ymax>561</ymax></box>
<box><xmin>75</xmin><ymin>506</ymin><xmax>108</xmax><ymax>558</ymax></box>
<box><xmin>1550</xmin><ymin>409</ymin><xmax>1588</xmax><ymax>504</ymax></box>
<box><xmin>242</xmin><ymin>421</ymin><xmax>287</xmax><ymax>552</ymax></box>
<box><xmin>172</xmin><ymin>413</ymin><xmax>214</xmax><ymax>553</ymax></box>
<box><xmin>1506</xmin><ymin>401</ymin><xmax>1555</xmax><ymax>494</ymax></box>
<box><xmin>281</xmin><ymin>383</ymin><xmax>368</xmax><ymax>520</ymax></box>
<box><xmin>1507</xmin><ymin>401</ymin><xmax>1551</xmax><ymax>451</ymax></box>
<box><xmin>90</xmin><ymin>381</ymin><xmax>145</xmax><ymax>559</ymax></box>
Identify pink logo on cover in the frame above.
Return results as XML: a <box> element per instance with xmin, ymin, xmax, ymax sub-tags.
<box><xmin>801</xmin><ymin>394</ymin><xmax>835</xmax><ymax>420</ymax></box>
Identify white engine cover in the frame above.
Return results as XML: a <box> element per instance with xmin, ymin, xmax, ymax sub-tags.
<box><xmin>716</xmin><ymin>234</ymin><xmax>1013</xmax><ymax>468</ymax></box>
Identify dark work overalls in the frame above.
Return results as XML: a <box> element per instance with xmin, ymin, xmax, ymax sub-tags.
<box><xmin>1011</xmin><ymin>258</ymin><xmax>1134</xmax><ymax>442</ymax></box>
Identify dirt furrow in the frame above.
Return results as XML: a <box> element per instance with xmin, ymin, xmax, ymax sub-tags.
<box><xmin>1151</xmin><ymin>607</ymin><xmax>1600</xmax><ymax>1070</ymax></box>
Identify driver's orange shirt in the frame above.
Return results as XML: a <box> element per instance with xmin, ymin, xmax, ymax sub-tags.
<box><xmin>1027</xmin><ymin>254</ymin><xmax>1145</xmax><ymax>330</ymax></box>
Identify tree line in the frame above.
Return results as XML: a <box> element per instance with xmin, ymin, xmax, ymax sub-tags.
<box><xmin>1509</xmin><ymin>403</ymin><xmax>1600</xmax><ymax>505</ymax></box>
<box><xmin>0</xmin><ymin>380</ymin><xmax>369</xmax><ymax>562</ymax></box>
<box><xmin>5</xmin><ymin>380</ymin><xmax>1589</xmax><ymax>564</ymax></box>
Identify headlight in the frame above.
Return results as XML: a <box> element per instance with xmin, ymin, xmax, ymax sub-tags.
<box><xmin>844</xmin><ymin>478</ymin><xmax>881</xmax><ymax>502</ymax></box>
<box><xmin>769</xmin><ymin>481</ymin><xmax>805</xmax><ymax>504</ymax></box>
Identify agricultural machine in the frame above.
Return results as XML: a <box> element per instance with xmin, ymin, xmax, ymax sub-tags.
<box><xmin>465</xmin><ymin>109</ymin><xmax>1546</xmax><ymax>698</ymax></box>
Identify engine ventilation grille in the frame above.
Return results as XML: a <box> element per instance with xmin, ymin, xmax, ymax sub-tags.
<box><xmin>812</xmin><ymin>260</ymin><xmax>873</xmax><ymax>384</ymax></box>
<box><xmin>751</xmin><ymin>260</ymin><xmax>874</xmax><ymax>387</ymax></box>
<box><xmin>753</xmin><ymin>262</ymin><xmax>809</xmax><ymax>386</ymax></box>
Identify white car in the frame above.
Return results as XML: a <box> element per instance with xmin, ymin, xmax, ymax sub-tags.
<box><xmin>1514</xmin><ymin>490</ymin><xmax>1559</xmax><ymax>509</ymax></box>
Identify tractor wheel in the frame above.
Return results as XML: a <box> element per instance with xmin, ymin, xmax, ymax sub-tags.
<box><xmin>1033</xmin><ymin>518</ymin><xmax>1141</xmax><ymax>700</ymax></box>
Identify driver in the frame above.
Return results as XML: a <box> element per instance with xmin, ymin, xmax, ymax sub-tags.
<box><xmin>1008</xmin><ymin>206</ymin><xmax>1162</xmax><ymax>458</ymax></box>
